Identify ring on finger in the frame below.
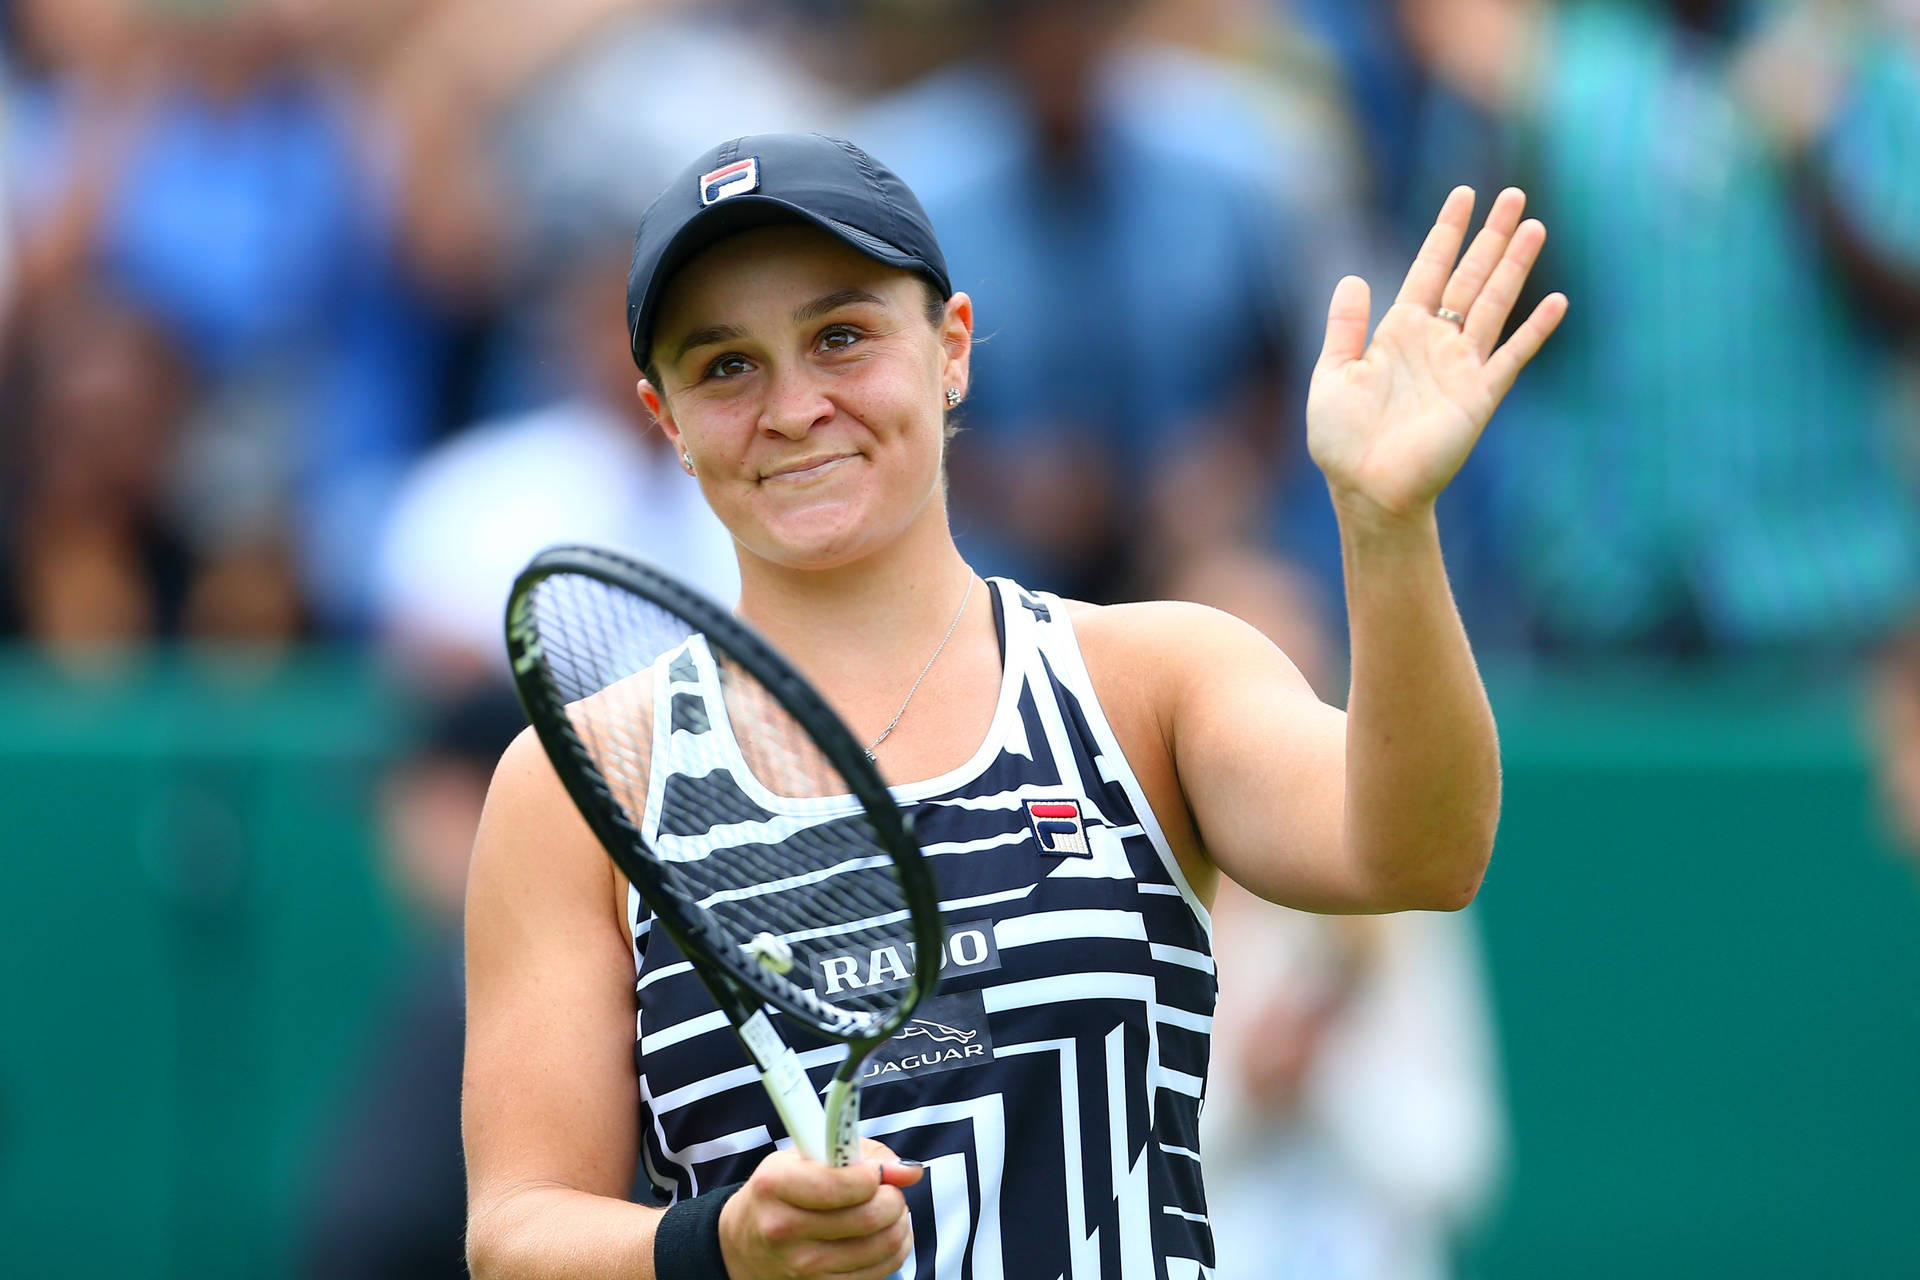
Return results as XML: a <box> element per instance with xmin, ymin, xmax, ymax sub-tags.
<box><xmin>1435</xmin><ymin>306</ymin><xmax>1467</xmax><ymax>327</ymax></box>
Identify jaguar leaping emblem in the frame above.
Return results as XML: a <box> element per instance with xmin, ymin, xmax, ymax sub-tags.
<box><xmin>900</xmin><ymin>1019</ymin><xmax>978</xmax><ymax>1045</ymax></box>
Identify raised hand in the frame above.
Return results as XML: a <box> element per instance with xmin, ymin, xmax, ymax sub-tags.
<box><xmin>1306</xmin><ymin>187</ymin><xmax>1567</xmax><ymax>522</ymax></box>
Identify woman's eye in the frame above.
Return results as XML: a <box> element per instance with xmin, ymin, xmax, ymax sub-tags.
<box><xmin>819</xmin><ymin>326</ymin><xmax>862</xmax><ymax>351</ymax></box>
<box><xmin>707</xmin><ymin>353</ymin><xmax>753</xmax><ymax>379</ymax></box>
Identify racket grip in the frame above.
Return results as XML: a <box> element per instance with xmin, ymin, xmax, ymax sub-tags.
<box><xmin>739</xmin><ymin>1011</ymin><xmax>829</xmax><ymax>1163</ymax></box>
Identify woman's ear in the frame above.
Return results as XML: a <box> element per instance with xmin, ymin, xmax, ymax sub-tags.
<box><xmin>940</xmin><ymin>292</ymin><xmax>974</xmax><ymax>400</ymax></box>
<box><xmin>637</xmin><ymin>377</ymin><xmax>681</xmax><ymax>451</ymax></box>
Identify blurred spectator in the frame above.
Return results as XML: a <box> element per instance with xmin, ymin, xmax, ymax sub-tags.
<box><xmin>1204</xmin><ymin>891</ymin><xmax>1507</xmax><ymax>1280</ymax></box>
<box><xmin>299</xmin><ymin>685</ymin><xmax>526</xmax><ymax>1280</ymax></box>
<box><xmin>0</xmin><ymin>282</ymin><xmax>304</xmax><ymax>660</ymax></box>
<box><xmin>0</xmin><ymin>68</ymin><xmax>13</xmax><ymax>328</ymax></box>
<box><xmin>305</xmin><ymin>0</ymin><xmax>834</xmax><ymax>626</ymax></box>
<box><xmin>1421</xmin><ymin>0</ymin><xmax>1920</xmax><ymax>654</ymax></box>
<box><xmin>0</xmin><ymin>0</ymin><xmax>463</xmax><ymax>637</ymax></box>
<box><xmin>2</xmin><ymin>0</ymin><xmax>838</xmax><ymax>635</ymax></box>
<box><xmin>1277</xmin><ymin>0</ymin><xmax>1442</xmax><ymax>235</ymax></box>
<box><xmin>850</xmin><ymin>0</ymin><xmax>1357</xmax><ymax>602</ymax></box>
<box><xmin>1872</xmin><ymin>618</ymin><xmax>1920</xmax><ymax>868</ymax></box>
<box><xmin>359</xmin><ymin>0</ymin><xmax>837</xmax><ymax>382</ymax></box>
<box><xmin>1176</xmin><ymin>539</ymin><xmax>1506</xmax><ymax>1280</ymax></box>
<box><xmin>7</xmin><ymin>0</ymin><xmax>360</xmax><ymax>371</ymax></box>
<box><xmin>799</xmin><ymin>0</ymin><xmax>993</xmax><ymax>93</ymax></box>
<box><xmin>2</xmin><ymin>0</ymin><xmax>147</xmax><ymax>310</ymax></box>
<box><xmin>372</xmin><ymin>243</ymin><xmax>740</xmax><ymax>687</ymax></box>
<box><xmin>0</xmin><ymin>285</ymin><xmax>192</xmax><ymax>656</ymax></box>
<box><xmin>1133</xmin><ymin>0</ymin><xmax>1434</xmax><ymax>248</ymax></box>
<box><xmin>1157</xmin><ymin>540</ymin><xmax>1338</xmax><ymax>699</ymax></box>
<box><xmin>1237</xmin><ymin>0</ymin><xmax>1525</xmax><ymax>638</ymax></box>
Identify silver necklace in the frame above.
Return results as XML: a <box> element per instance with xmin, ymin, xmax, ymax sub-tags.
<box><xmin>866</xmin><ymin>572</ymin><xmax>975</xmax><ymax>759</ymax></box>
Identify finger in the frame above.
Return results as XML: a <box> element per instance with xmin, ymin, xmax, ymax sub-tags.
<box><xmin>801</xmin><ymin>1185</ymin><xmax>909</xmax><ymax>1241</ymax></box>
<box><xmin>1394</xmin><ymin>186</ymin><xmax>1475</xmax><ymax>309</ymax></box>
<box><xmin>1439</xmin><ymin>187</ymin><xmax>1526</xmax><ymax>318</ymax></box>
<box><xmin>1484</xmin><ymin>292</ymin><xmax>1569</xmax><ymax>398</ymax></box>
<box><xmin>860</xmin><ymin>1138</ymin><xmax>924</xmax><ymax>1186</ymax></box>
<box><xmin>878</xmin><ymin>1160</ymin><xmax>925</xmax><ymax>1188</ymax></box>
<box><xmin>757</xmin><ymin>1149</ymin><xmax>884</xmax><ymax>1212</ymax></box>
<box><xmin>1463</xmin><ymin>218</ymin><xmax>1547</xmax><ymax>358</ymax></box>
<box><xmin>1316</xmin><ymin>275</ymin><xmax>1372</xmax><ymax>370</ymax></box>
<box><xmin>819</xmin><ymin>1214</ymin><xmax>913</xmax><ymax>1275</ymax></box>
<box><xmin>830</xmin><ymin>1219</ymin><xmax>916</xmax><ymax>1280</ymax></box>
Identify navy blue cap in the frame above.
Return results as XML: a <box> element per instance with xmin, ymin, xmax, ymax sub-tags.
<box><xmin>625</xmin><ymin>133</ymin><xmax>953</xmax><ymax>371</ymax></box>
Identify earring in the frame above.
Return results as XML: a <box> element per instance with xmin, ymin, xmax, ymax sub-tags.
<box><xmin>681</xmin><ymin>451</ymin><xmax>696</xmax><ymax>476</ymax></box>
<box><xmin>945</xmin><ymin>387</ymin><xmax>963</xmax><ymax>409</ymax></box>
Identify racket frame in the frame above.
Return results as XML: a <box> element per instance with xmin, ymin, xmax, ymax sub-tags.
<box><xmin>505</xmin><ymin>544</ymin><xmax>944</xmax><ymax>1165</ymax></box>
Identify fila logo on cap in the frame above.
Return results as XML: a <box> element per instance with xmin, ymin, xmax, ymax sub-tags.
<box><xmin>699</xmin><ymin>157</ymin><xmax>761</xmax><ymax>206</ymax></box>
<box><xmin>1027</xmin><ymin>800</ymin><xmax>1090</xmax><ymax>858</ymax></box>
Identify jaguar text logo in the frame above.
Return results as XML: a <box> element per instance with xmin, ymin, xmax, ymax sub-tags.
<box><xmin>863</xmin><ymin>991</ymin><xmax>993</xmax><ymax>1083</ymax></box>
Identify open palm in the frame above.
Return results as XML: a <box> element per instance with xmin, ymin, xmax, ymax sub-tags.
<box><xmin>1307</xmin><ymin>187</ymin><xmax>1567</xmax><ymax>520</ymax></box>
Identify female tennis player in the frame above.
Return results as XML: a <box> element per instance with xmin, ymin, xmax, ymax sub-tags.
<box><xmin>463</xmin><ymin>133</ymin><xmax>1565</xmax><ymax>1280</ymax></box>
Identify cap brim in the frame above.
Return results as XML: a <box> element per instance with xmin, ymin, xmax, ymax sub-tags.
<box><xmin>632</xmin><ymin>195</ymin><xmax>935</xmax><ymax>365</ymax></box>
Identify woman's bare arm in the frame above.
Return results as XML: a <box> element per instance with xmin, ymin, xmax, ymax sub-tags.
<box><xmin>463</xmin><ymin>727</ymin><xmax>661</xmax><ymax>1277</ymax></box>
<box><xmin>1083</xmin><ymin>188</ymin><xmax>1560</xmax><ymax>915</ymax></box>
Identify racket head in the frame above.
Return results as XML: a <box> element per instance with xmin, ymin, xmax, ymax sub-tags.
<box><xmin>505</xmin><ymin>544</ymin><xmax>943</xmax><ymax>1048</ymax></box>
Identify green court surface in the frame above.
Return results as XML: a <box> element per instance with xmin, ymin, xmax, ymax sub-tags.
<box><xmin>1466</xmin><ymin>666</ymin><xmax>1920</xmax><ymax>1277</ymax></box>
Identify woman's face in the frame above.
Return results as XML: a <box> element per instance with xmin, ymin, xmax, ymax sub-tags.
<box><xmin>641</xmin><ymin>224</ymin><xmax>972</xmax><ymax>572</ymax></box>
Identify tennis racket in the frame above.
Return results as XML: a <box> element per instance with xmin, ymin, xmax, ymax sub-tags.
<box><xmin>504</xmin><ymin>544</ymin><xmax>944</xmax><ymax>1166</ymax></box>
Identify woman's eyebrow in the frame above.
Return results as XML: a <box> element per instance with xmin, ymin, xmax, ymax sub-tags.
<box><xmin>670</xmin><ymin>289</ymin><xmax>883</xmax><ymax>363</ymax></box>
<box><xmin>672</xmin><ymin>322</ymin><xmax>747</xmax><ymax>363</ymax></box>
<box><xmin>794</xmin><ymin>288</ymin><xmax>886</xmax><ymax>323</ymax></box>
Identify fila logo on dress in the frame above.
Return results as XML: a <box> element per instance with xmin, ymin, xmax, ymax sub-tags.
<box><xmin>1026</xmin><ymin>799</ymin><xmax>1090</xmax><ymax>858</ymax></box>
<box><xmin>699</xmin><ymin>157</ymin><xmax>761</xmax><ymax>206</ymax></box>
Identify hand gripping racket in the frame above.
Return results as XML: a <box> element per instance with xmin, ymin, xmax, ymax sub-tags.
<box><xmin>505</xmin><ymin>545</ymin><xmax>944</xmax><ymax>1166</ymax></box>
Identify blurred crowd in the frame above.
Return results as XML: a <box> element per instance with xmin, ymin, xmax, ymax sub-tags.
<box><xmin>6</xmin><ymin>0</ymin><xmax>1918</xmax><ymax>675</ymax></box>
<box><xmin>5</xmin><ymin>0</ymin><xmax>1918</xmax><ymax>1277</ymax></box>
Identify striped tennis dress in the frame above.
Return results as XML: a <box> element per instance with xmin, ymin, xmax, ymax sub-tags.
<box><xmin>628</xmin><ymin>578</ymin><xmax>1218</xmax><ymax>1279</ymax></box>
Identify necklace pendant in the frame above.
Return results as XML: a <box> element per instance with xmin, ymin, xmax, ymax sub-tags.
<box><xmin>859</xmin><ymin>572</ymin><xmax>973</xmax><ymax>771</ymax></box>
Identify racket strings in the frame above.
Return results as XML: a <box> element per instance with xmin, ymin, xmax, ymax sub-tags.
<box><xmin>524</xmin><ymin>572</ymin><xmax>926</xmax><ymax>1031</ymax></box>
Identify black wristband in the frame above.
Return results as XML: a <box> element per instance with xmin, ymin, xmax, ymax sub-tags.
<box><xmin>654</xmin><ymin>1181</ymin><xmax>745</xmax><ymax>1280</ymax></box>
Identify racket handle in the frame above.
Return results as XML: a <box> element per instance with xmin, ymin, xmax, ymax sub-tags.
<box><xmin>823</xmin><ymin>1075</ymin><xmax>861</xmax><ymax>1166</ymax></box>
<box><xmin>740</xmin><ymin>1011</ymin><xmax>829</xmax><ymax>1163</ymax></box>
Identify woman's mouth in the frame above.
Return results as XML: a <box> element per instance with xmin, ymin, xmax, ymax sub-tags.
<box><xmin>761</xmin><ymin>454</ymin><xmax>857</xmax><ymax>484</ymax></box>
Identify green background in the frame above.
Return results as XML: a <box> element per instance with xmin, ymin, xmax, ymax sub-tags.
<box><xmin>2</xmin><ymin>655</ymin><xmax>1916</xmax><ymax>1277</ymax></box>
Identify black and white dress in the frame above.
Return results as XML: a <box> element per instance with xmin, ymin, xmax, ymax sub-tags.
<box><xmin>629</xmin><ymin>578</ymin><xmax>1218</xmax><ymax>1280</ymax></box>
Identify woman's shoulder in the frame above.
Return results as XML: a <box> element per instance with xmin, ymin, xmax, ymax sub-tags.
<box><xmin>1055</xmin><ymin>594</ymin><xmax>1319</xmax><ymax>737</ymax></box>
<box><xmin>1059</xmin><ymin>595</ymin><xmax>1274</xmax><ymax>665</ymax></box>
<box><xmin>470</xmin><ymin>726</ymin><xmax>628</xmax><ymax>922</ymax></box>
